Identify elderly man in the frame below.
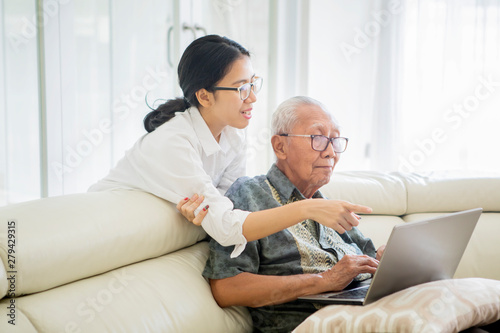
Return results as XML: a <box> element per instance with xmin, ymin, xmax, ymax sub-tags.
<box><xmin>202</xmin><ymin>96</ymin><xmax>385</xmax><ymax>332</ymax></box>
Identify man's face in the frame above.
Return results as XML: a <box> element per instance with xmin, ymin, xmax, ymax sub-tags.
<box><xmin>281</xmin><ymin>105</ymin><xmax>340</xmax><ymax>196</ymax></box>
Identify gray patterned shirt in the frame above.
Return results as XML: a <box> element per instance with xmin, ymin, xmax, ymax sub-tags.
<box><xmin>203</xmin><ymin>164</ymin><xmax>376</xmax><ymax>333</ymax></box>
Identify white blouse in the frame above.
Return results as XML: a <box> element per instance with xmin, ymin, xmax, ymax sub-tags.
<box><xmin>89</xmin><ymin>107</ymin><xmax>249</xmax><ymax>257</ymax></box>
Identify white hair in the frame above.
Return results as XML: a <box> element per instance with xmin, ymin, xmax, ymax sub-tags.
<box><xmin>271</xmin><ymin>96</ymin><xmax>338</xmax><ymax>135</ymax></box>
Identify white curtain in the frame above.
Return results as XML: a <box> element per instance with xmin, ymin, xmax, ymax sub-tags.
<box><xmin>397</xmin><ymin>0</ymin><xmax>500</xmax><ymax>173</ymax></box>
<box><xmin>308</xmin><ymin>0</ymin><xmax>500</xmax><ymax>173</ymax></box>
<box><xmin>308</xmin><ymin>0</ymin><xmax>398</xmax><ymax>171</ymax></box>
<box><xmin>0</xmin><ymin>0</ymin><xmax>41</xmax><ymax>205</ymax></box>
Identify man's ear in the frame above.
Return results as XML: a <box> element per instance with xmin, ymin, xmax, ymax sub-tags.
<box><xmin>271</xmin><ymin>135</ymin><xmax>287</xmax><ymax>160</ymax></box>
<box><xmin>195</xmin><ymin>88</ymin><xmax>214</xmax><ymax>108</ymax></box>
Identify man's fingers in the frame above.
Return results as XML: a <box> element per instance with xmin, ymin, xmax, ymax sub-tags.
<box><xmin>333</xmin><ymin>255</ymin><xmax>379</xmax><ymax>279</ymax></box>
<box><xmin>363</xmin><ymin>266</ymin><xmax>377</xmax><ymax>275</ymax></box>
<box><xmin>358</xmin><ymin>256</ymin><xmax>379</xmax><ymax>273</ymax></box>
<box><xmin>356</xmin><ymin>256</ymin><xmax>379</xmax><ymax>271</ymax></box>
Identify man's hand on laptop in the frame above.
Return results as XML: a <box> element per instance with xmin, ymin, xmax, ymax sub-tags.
<box><xmin>318</xmin><ymin>255</ymin><xmax>379</xmax><ymax>292</ymax></box>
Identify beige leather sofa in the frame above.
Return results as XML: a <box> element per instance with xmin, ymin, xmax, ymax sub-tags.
<box><xmin>0</xmin><ymin>171</ymin><xmax>499</xmax><ymax>332</ymax></box>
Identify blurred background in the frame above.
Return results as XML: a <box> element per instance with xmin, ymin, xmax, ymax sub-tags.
<box><xmin>1</xmin><ymin>0</ymin><xmax>499</xmax><ymax>206</ymax></box>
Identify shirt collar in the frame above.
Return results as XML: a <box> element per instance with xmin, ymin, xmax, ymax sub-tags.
<box><xmin>188</xmin><ymin>107</ymin><xmax>221</xmax><ymax>156</ymax></box>
<box><xmin>266</xmin><ymin>163</ymin><xmax>324</xmax><ymax>203</ymax></box>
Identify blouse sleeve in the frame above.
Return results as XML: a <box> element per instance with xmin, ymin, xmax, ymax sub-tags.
<box><xmin>126</xmin><ymin>125</ymin><xmax>249</xmax><ymax>258</ymax></box>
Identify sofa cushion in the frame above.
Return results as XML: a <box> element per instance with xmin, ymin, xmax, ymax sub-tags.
<box><xmin>0</xmin><ymin>242</ymin><xmax>252</xmax><ymax>333</ymax></box>
<box><xmin>293</xmin><ymin>278</ymin><xmax>500</xmax><ymax>333</ymax></box>
<box><xmin>322</xmin><ymin>171</ymin><xmax>407</xmax><ymax>215</ymax></box>
<box><xmin>0</xmin><ymin>190</ymin><xmax>206</xmax><ymax>298</ymax></box>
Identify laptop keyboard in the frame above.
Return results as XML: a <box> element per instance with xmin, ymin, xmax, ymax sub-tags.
<box><xmin>327</xmin><ymin>286</ymin><xmax>369</xmax><ymax>300</ymax></box>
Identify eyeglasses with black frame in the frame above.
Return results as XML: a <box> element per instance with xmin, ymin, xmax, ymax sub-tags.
<box><xmin>279</xmin><ymin>134</ymin><xmax>349</xmax><ymax>153</ymax></box>
<box><xmin>213</xmin><ymin>76</ymin><xmax>263</xmax><ymax>100</ymax></box>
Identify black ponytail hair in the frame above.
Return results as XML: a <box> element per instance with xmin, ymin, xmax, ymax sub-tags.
<box><xmin>143</xmin><ymin>35</ymin><xmax>251</xmax><ymax>132</ymax></box>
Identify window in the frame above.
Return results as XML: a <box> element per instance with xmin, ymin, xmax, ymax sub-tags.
<box><xmin>398</xmin><ymin>0</ymin><xmax>500</xmax><ymax>173</ymax></box>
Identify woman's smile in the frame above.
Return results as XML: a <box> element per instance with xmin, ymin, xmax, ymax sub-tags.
<box><xmin>241</xmin><ymin>107</ymin><xmax>253</xmax><ymax>119</ymax></box>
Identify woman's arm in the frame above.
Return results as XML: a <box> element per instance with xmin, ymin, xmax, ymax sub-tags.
<box><xmin>178</xmin><ymin>196</ymin><xmax>372</xmax><ymax>242</ymax></box>
<box><xmin>242</xmin><ymin>199</ymin><xmax>371</xmax><ymax>242</ymax></box>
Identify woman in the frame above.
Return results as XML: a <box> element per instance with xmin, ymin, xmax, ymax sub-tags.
<box><xmin>90</xmin><ymin>35</ymin><xmax>369</xmax><ymax>257</ymax></box>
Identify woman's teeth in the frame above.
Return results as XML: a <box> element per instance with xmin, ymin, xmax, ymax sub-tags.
<box><xmin>241</xmin><ymin>110</ymin><xmax>252</xmax><ymax>119</ymax></box>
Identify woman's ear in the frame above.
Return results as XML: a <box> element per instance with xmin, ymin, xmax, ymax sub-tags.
<box><xmin>196</xmin><ymin>89</ymin><xmax>214</xmax><ymax>108</ymax></box>
<box><xmin>271</xmin><ymin>135</ymin><xmax>287</xmax><ymax>160</ymax></box>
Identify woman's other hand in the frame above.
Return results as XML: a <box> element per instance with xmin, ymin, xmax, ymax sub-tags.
<box><xmin>176</xmin><ymin>194</ymin><xmax>209</xmax><ymax>226</ymax></box>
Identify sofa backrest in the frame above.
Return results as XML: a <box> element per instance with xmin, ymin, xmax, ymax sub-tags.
<box><xmin>321</xmin><ymin>171</ymin><xmax>500</xmax><ymax>214</ymax></box>
<box><xmin>394</xmin><ymin>171</ymin><xmax>500</xmax><ymax>214</ymax></box>
<box><xmin>319</xmin><ymin>171</ymin><xmax>407</xmax><ymax>215</ymax></box>
<box><xmin>0</xmin><ymin>190</ymin><xmax>206</xmax><ymax>299</ymax></box>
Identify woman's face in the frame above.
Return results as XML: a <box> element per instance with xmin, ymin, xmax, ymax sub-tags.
<box><xmin>205</xmin><ymin>56</ymin><xmax>257</xmax><ymax>134</ymax></box>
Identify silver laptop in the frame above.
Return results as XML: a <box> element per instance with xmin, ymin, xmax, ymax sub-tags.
<box><xmin>298</xmin><ymin>208</ymin><xmax>482</xmax><ymax>306</ymax></box>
